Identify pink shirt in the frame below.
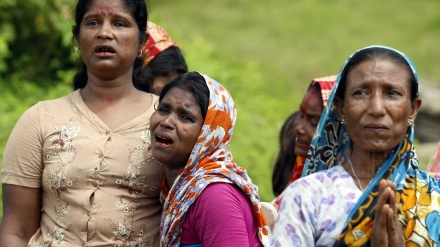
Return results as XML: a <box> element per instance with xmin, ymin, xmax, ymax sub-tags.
<box><xmin>180</xmin><ymin>183</ymin><xmax>262</xmax><ymax>247</ymax></box>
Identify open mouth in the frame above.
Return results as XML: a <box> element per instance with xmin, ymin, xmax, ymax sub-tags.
<box><xmin>296</xmin><ymin>137</ymin><xmax>309</xmax><ymax>146</ymax></box>
<box><xmin>155</xmin><ymin>134</ymin><xmax>174</xmax><ymax>147</ymax></box>
<box><xmin>95</xmin><ymin>45</ymin><xmax>115</xmax><ymax>56</ymax></box>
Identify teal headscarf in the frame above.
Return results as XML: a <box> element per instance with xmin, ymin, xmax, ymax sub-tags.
<box><xmin>302</xmin><ymin>45</ymin><xmax>440</xmax><ymax>246</ymax></box>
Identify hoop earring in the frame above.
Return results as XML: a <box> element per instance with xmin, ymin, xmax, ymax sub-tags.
<box><xmin>408</xmin><ymin>118</ymin><xmax>413</xmax><ymax>127</ymax></box>
<box><xmin>75</xmin><ymin>46</ymin><xmax>80</xmax><ymax>54</ymax></box>
<box><xmin>137</xmin><ymin>49</ymin><xmax>143</xmax><ymax>57</ymax></box>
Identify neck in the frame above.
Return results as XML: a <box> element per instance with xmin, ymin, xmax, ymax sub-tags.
<box><xmin>164</xmin><ymin>166</ymin><xmax>184</xmax><ymax>189</ymax></box>
<box><xmin>347</xmin><ymin>148</ymin><xmax>391</xmax><ymax>179</ymax></box>
<box><xmin>81</xmin><ymin>74</ymin><xmax>137</xmax><ymax>103</ymax></box>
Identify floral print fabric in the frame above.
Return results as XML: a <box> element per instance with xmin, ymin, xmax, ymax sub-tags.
<box><xmin>1</xmin><ymin>90</ymin><xmax>165</xmax><ymax>246</ymax></box>
<box><xmin>160</xmin><ymin>72</ymin><xmax>271</xmax><ymax>247</ymax></box>
<box><xmin>271</xmin><ymin>165</ymin><xmax>362</xmax><ymax>246</ymax></box>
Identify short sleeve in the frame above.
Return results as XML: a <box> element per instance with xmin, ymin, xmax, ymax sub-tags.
<box><xmin>1</xmin><ymin>103</ymin><xmax>43</xmax><ymax>187</ymax></box>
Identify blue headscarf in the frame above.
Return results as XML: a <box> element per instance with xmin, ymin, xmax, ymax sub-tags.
<box><xmin>302</xmin><ymin>45</ymin><xmax>440</xmax><ymax>246</ymax></box>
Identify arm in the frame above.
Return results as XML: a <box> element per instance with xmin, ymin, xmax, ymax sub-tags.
<box><xmin>0</xmin><ymin>184</ymin><xmax>42</xmax><ymax>247</ymax></box>
<box><xmin>0</xmin><ymin>104</ymin><xmax>44</xmax><ymax>246</ymax></box>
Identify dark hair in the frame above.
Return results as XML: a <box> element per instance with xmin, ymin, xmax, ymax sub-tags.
<box><xmin>336</xmin><ymin>47</ymin><xmax>418</xmax><ymax>101</ymax></box>
<box><xmin>272</xmin><ymin>111</ymin><xmax>300</xmax><ymax>196</ymax></box>
<box><xmin>159</xmin><ymin>72</ymin><xmax>210</xmax><ymax>120</ymax></box>
<box><xmin>135</xmin><ymin>46</ymin><xmax>188</xmax><ymax>92</ymax></box>
<box><xmin>72</xmin><ymin>0</ymin><xmax>148</xmax><ymax>90</ymax></box>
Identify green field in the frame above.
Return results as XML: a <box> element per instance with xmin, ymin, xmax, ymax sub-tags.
<box><xmin>1</xmin><ymin>0</ymin><xmax>440</xmax><ymax>221</ymax></box>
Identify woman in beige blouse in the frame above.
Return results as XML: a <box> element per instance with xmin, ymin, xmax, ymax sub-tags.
<box><xmin>0</xmin><ymin>0</ymin><xmax>165</xmax><ymax>246</ymax></box>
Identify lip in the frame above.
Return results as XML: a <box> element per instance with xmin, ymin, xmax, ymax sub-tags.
<box><xmin>295</xmin><ymin>137</ymin><xmax>310</xmax><ymax>149</ymax></box>
<box><xmin>364</xmin><ymin>124</ymin><xmax>389</xmax><ymax>130</ymax></box>
<box><xmin>94</xmin><ymin>45</ymin><xmax>116</xmax><ymax>57</ymax></box>
<box><xmin>153</xmin><ymin>132</ymin><xmax>174</xmax><ymax>148</ymax></box>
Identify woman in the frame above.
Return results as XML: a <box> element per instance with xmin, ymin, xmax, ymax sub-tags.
<box><xmin>150</xmin><ymin>72</ymin><xmax>271</xmax><ymax>246</ymax></box>
<box><xmin>272</xmin><ymin>45</ymin><xmax>440</xmax><ymax>246</ymax></box>
<box><xmin>0</xmin><ymin>0</ymin><xmax>164</xmax><ymax>246</ymax></box>
<box><xmin>272</xmin><ymin>76</ymin><xmax>335</xmax><ymax>207</ymax></box>
<box><xmin>138</xmin><ymin>21</ymin><xmax>188</xmax><ymax>95</ymax></box>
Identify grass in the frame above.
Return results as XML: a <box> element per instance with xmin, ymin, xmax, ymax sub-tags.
<box><xmin>1</xmin><ymin>0</ymin><xmax>440</xmax><ymax>221</ymax></box>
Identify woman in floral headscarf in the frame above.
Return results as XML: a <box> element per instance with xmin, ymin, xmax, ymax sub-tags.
<box><xmin>137</xmin><ymin>21</ymin><xmax>188</xmax><ymax>95</ymax></box>
<box><xmin>271</xmin><ymin>45</ymin><xmax>440</xmax><ymax>246</ymax></box>
<box><xmin>150</xmin><ymin>72</ymin><xmax>271</xmax><ymax>247</ymax></box>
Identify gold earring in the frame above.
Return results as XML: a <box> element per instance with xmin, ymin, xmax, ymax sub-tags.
<box><xmin>408</xmin><ymin>118</ymin><xmax>413</xmax><ymax>127</ymax></box>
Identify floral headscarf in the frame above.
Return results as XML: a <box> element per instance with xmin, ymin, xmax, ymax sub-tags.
<box><xmin>142</xmin><ymin>21</ymin><xmax>178</xmax><ymax>68</ymax></box>
<box><xmin>302</xmin><ymin>45</ymin><xmax>440</xmax><ymax>246</ymax></box>
<box><xmin>160</xmin><ymin>72</ymin><xmax>271</xmax><ymax>247</ymax></box>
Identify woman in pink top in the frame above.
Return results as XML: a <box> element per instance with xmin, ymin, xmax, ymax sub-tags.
<box><xmin>150</xmin><ymin>71</ymin><xmax>271</xmax><ymax>247</ymax></box>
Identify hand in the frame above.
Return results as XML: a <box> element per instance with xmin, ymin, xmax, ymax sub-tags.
<box><xmin>371</xmin><ymin>180</ymin><xmax>405</xmax><ymax>247</ymax></box>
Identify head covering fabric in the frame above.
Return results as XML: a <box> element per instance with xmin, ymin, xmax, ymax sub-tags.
<box><xmin>427</xmin><ymin>142</ymin><xmax>440</xmax><ymax>175</ymax></box>
<box><xmin>142</xmin><ymin>21</ymin><xmax>178</xmax><ymax>68</ymax></box>
<box><xmin>311</xmin><ymin>75</ymin><xmax>337</xmax><ymax>107</ymax></box>
<box><xmin>302</xmin><ymin>45</ymin><xmax>440</xmax><ymax>246</ymax></box>
<box><xmin>160</xmin><ymin>72</ymin><xmax>271</xmax><ymax>247</ymax></box>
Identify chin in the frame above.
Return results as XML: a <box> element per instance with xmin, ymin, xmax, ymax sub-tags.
<box><xmin>294</xmin><ymin>148</ymin><xmax>308</xmax><ymax>158</ymax></box>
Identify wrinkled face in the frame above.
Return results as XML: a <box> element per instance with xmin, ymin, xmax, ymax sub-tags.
<box><xmin>294</xmin><ymin>86</ymin><xmax>323</xmax><ymax>157</ymax></box>
<box><xmin>337</xmin><ymin>58</ymin><xmax>420</xmax><ymax>153</ymax></box>
<box><xmin>75</xmin><ymin>0</ymin><xmax>142</xmax><ymax>80</ymax></box>
<box><xmin>150</xmin><ymin>87</ymin><xmax>204</xmax><ymax>170</ymax></box>
<box><xmin>152</xmin><ymin>71</ymin><xmax>179</xmax><ymax>95</ymax></box>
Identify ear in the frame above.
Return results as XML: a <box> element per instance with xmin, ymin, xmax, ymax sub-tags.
<box><xmin>334</xmin><ymin>97</ymin><xmax>345</xmax><ymax>120</ymax></box>
<box><xmin>72</xmin><ymin>28</ymin><xmax>79</xmax><ymax>47</ymax></box>
<box><xmin>140</xmin><ymin>30</ymin><xmax>149</xmax><ymax>49</ymax></box>
<box><xmin>409</xmin><ymin>97</ymin><xmax>422</xmax><ymax>120</ymax></box>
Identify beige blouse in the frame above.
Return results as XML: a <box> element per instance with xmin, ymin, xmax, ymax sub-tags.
<box><xmin>1</xmin><ymin>90</ymin><xmax>165</xmax><ymax>247</ymax></box>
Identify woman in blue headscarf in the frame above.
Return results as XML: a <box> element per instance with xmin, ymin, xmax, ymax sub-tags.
<box><xmin>271</xmin><ymin>45</ymin><xmax>440</xmax><ymax>246</ymax></box>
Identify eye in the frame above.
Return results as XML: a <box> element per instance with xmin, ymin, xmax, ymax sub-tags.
<box><xmin>310</xmin><ymin>118</ymin><xmax>319</xmax><ymax>127</ymax></box>
<box><xmin>387</xmin><ymin>89</ymin><xmax>401</xmax><ymax>97</ymax></box>
<box><xmin>114</xmin><ymin>22</ymin><xmax>127</xmax><ymax>27</ymax></box>
<box><xmin>180</xmin><ymin>114</ymin><xmax>194</xmax><ymax>122</ymax></box>
<box><xmin>86</xmin><ymin>20</ymin><xmax>99</xmax><ymax>26</ymax></box>
<box><xmin>353</xmin><ymin>89</ymin><xmax>367</xmax><ymax>96</ymax></box>
<box><xmin>157</xmin><ymin>106</ymin><xmax>169</xmax><ymax>114</ymax></box>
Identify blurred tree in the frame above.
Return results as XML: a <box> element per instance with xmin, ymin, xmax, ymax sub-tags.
<box><xmin>0</xmin><ymin>0</ymin><xmax>77</xmax><ymax>87</ymax></box>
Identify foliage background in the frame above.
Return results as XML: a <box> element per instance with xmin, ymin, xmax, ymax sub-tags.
<box><xmin>1</xmin><ymin>0</ymin><xmax>440</xmax><ymax>220</ymax></box>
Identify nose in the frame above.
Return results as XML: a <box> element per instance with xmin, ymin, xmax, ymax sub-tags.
<box><xmin>97</xmin><ymin>22</ymin><xmax>114</xmax><ymax>40</ymax></box>
<box><xmin>368</xmin><ymin>94</ymin><xmax>386</xmax><ymax>116</ymax></box>
<box><xmin>160</xmin><ymin>115</ymin><xmax>175</xmax><ymax>130</ymax></box>
<box><xmin>294</xmin><ymin>115</ymin><xmax>306</xmax><ymax>135</ymax></box>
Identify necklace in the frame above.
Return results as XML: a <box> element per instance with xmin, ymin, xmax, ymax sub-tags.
<box><xmin>347</xmin><ymin>156</ymin><xmax>364</xmax><ymax>192</ymax></box>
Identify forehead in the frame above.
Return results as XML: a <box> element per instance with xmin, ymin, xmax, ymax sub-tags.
<box><xmin>301</xmin><ymin>86</ymin><xmax>323</xmax><ymax>114</ymax></box>
<box><xmin>162</xmin><ymin>87</ymin><xmax>198</xmax><ymax>106</ymax></box>
<box><xmin>87</xmin><ymin>0</ymin><xmax>131</xmax><ymax>16</ymax></box>
<box><xmin>347</xmin><ymin>58</ymin><xmax>411</xmax><ymax>87</ymax></box>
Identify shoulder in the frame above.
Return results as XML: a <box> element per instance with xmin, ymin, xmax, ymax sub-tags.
<box><xmin>198</xmin><ymin>182</ymin><xmax>246</xmax><ymax>202</ymax></box>
<box><xmin>290</xmin><ymin>165</ymin><xmax>349</xmax><ymax>190</ymax></box>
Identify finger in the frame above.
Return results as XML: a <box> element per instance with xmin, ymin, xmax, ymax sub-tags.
<box><xmin>386</xmin><ymin>206</ymin><xmax>405</xmax><ymax>245</ymax></box>
<box><xmin>372</xmin><ymin>203</ymin><xmax>390</xmax><ymax>246</ymax></box>
<box><xmin>376</xmin><ymin>180</ymin><xmax>391</xmax><ymax>217</ymax></box>
<box><xmin>388</xmin><ymin>188</ymin><xmax>397</xmax><ymax>214</ymax></box>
